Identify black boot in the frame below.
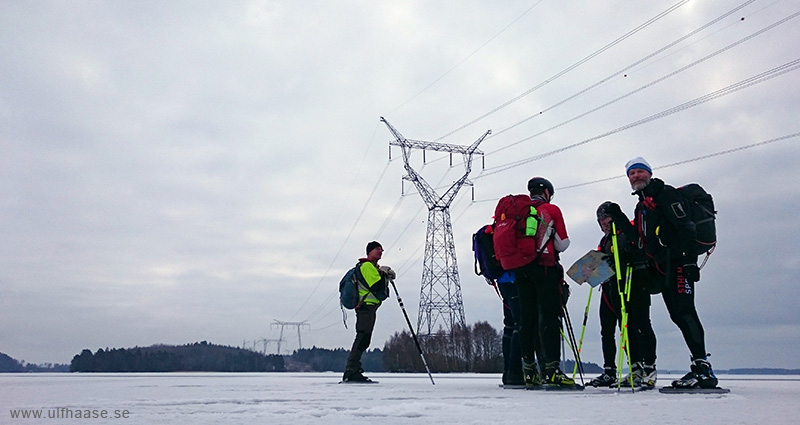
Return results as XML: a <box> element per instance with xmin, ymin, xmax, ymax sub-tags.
<box><xmin>523</xmin><ymin>360</ymin><xmax>542</xmax><ymax>388</ymax></box>
<box><xmin>589</xmin><ymin>367</ymin><xmax>617</xmax><ymax>387</ymax></box>
<box><xmin>671</xmin><ymin>358</ymin><xmax>717</xmax><ymax>388</ymax></box>
<box><xmin>544</xmin><ymin>361</ymin><xmax>576</xmax><ymax>387</ymax></box>
<box><xmin>342</xmin><ymin>368</ymin><xmax>372</xmax><ymax>383</ymax></box>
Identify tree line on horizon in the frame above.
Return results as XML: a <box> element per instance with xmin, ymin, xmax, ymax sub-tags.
<box><xmin>69</xmin><ymin>341</ymin><xmax>285</xmax><ymax>372</ymax></box>
<box><xmin>0</xmin><ymin>352</ymin><xmax>69</xmax><ymax>372</ymax></box>
<box><xmin>384</xmin><ymin>321</ymin><xmax>504</xmax><ymax>373</ymax></box>
<box><xmin>8</xmin><ymin>321</ymin><xmax>604</xmax><ymax>373</ymax></box>
<box><xmin>64</xmin><ymin>322</ymin><xmax>513</xmax><ymax>373</ymax></box>
<box><xmin>5</xmin><ymin>330</ymin><xmax>798</xmax><ymax>375</ymax></box>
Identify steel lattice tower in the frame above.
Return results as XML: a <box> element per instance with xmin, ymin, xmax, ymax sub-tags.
<box><xmin>381</xmin><ymin>117</ymin><xmax>490</xmax><ymax>336</ymax></box>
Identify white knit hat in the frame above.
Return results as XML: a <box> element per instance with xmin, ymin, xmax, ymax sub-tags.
<box><xmin>625</xmin><ymin>157</ymin><xmax>652</xmax><ymax>175</ymax></box>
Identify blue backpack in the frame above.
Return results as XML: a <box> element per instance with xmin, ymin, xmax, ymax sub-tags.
<box><xmin>339</xmin><ymin>262</ymin><xmax>389</xmax><ymax>309</ymax></box>
<box><xmin>472</xmin><ymin>224</ymin><xmax>505</xmax><ymax>281</ymax></box>
<box><xmin>339</xmin><ymin>263</ymin><xmax>368</xmax><ymax>310</ymax></box>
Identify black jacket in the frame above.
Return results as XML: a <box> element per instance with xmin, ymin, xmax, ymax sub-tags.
<box><xmin>628</xmin><ymin>178</ymin><xmax>697</xmax><ymax>266</ymax></box>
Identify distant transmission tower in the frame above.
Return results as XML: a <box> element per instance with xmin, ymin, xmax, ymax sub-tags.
<box><xmin>271</xmin><ymin>320</ymin><xmax>309</xmax><ymax>354</ymax></box>
<box><xmin>381</xmin><ymin>117</ymin><xmax>490</xmax><ymax>336</ymax></box>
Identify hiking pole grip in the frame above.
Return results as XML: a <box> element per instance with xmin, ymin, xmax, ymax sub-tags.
<box><xmin>389</xmin><ymin>279</ymin><xmax>435</xmax><ymax>385</ymax></box>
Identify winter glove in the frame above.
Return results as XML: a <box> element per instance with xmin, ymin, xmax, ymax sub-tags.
<box><xmin>379</xmin><ymin>265</ymin><xmax>396</xmax><ymax>280</ymax></box>
<box><xmin>560</xmin><ymin>282</ymin><xmax>570</xmax><ymax>306</ymax></box>
<box><xmin>682</xmin><ymin>263</ymin><xmax>700</xmax><ymax>282</ymax></box>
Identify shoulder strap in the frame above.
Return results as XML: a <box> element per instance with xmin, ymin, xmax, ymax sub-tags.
<box><xmin>536</xmin><ymin>220</ymin><xmax>556</xmax><ymax>256</ymax></box>
<box><xmin>354</xmin><ymin>261</ymin><xmax>382</xmax><ymax>307</ymax></box>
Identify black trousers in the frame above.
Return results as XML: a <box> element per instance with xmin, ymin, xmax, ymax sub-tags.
<box><xmin>498</xmin><ymin>280</ymin><xmax>522</xmax><ymax>381</ymax></box>
<box><xmin>599</xmin><ymin>282</ymin><xmax>621</xmax><ymax>370</ymax></box>
<box><xmin>515</xmin><ymin>262</ymin><xmax>561</xmax><ymax>370</ymax></box>
<box><xmin>600</xmin><ymin>267</ymin><xmax>657</xmax><ymax>369</ymax></box>
<box><xmin>345</xmin><ymin>303</ymin><xmax>378</xmax><ymax>372</ymax></box>
<box><xmin>661</xmin><ymin>260</ymin><xmax>706</xmax><ymax>360</ymax></box>
<box><xmin>627</xmin><ymin>268</ymin><xmax>657</xmax><ymax>366</ymax></box>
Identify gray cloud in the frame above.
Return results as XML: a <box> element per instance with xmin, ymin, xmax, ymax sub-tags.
<box><xmin>1</xmin><ymin>1</ymin><xmax>798</xmax><ymax>372</ymax></box>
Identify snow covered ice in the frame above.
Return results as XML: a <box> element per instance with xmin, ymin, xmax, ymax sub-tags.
<box><xmin>1</xmin><ymin>372</ymin><xmax>796</xmax><ymax>424</ymax></box>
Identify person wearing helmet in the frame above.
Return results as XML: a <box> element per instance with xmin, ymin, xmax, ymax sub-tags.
<box><xmin>607</xmin><ymin>157</ymin><xmax>717</xmax><ymax>389</ymax></box>
<box><xmin>515</xmin><ymin>177</ymin><xmax>576</xmax><ymax>388</ymax></box>
<box><xmin>590</xmin><ymin>201</ymin><xmax>658</xmax><ymax>388</ymax></box>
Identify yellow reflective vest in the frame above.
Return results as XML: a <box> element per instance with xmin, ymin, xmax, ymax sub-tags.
<box><xmin>358</xmin><ymin>261</ymin><xmax>385</xmax><ymax>306</ymax></box>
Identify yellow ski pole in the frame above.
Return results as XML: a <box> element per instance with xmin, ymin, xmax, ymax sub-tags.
<box><xmin>611</xmin><ymin>223</ymin><xmax>633</xmax><ymax>391</ymax></box>
<box><xmin>621</xmin><ymin>266</ymin><xmax>635</xmax><ymax>391</ymax></box>
<box><xmin>572</xmin><ymin>288</ymin><xmax>593</xmax><ymax>380</ymax></box>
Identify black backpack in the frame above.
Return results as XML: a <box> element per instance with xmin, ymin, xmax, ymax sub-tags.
<box><xmin>677</xmin><ymin>183</ymin><xmax>717</xmax><ymax>256</ymax></box>
<box><xmin>472</xmin><ymin>224</ymin><xmax>505</xmax><ymax>281</ymax></box>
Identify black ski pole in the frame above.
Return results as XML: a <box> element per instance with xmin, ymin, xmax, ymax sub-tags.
<box><xmin>389</xmin><ymin>279</ymin><xmax>435</xmax><ymax>385</ymax></box>
<box><xmin>561</xmin><ymin>303</ymin><xmax>585</xmax><ymax>385</ymax></box>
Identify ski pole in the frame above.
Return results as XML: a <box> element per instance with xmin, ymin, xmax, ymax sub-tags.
<box><xmin>611</xmin><ymin>223</ymin><xmax>634</xmax><ymax>392</ymax></box>
<box><xmin>558</xmin><ymin>323</ymin><xmax>583</xmax><ymax>384</ymax></box>
<box><xmin>389</xmin><ymin>279</ymin><xmax>435</xmax><ymax>385</ymax></box>
<box><xmin>561</xmin><ymin>302</ymin><xmax>584</xmax><ymax>385</ymax></box>
<box><xmin>619</xmin><ymin>268</ymin><xmax>635</xmax><ymax>391</ymax></box>
<box><xmin>572</xmin><ymin>288</ymin><xmax>593</xmax><ymax>380</ymax></box>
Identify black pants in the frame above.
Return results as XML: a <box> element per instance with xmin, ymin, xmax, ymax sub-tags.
<box><xmin>627</xmin><ymin>268</ymin><xmax>657</xmax><ymax>365</ymax></box>
<box><xmin>498</xmin><ymin>280</ymin><xmax>522</xmax><ymax>382</ymax></box>
<box><xmin>661</xmin><ymin>260</ymin><xmax>706</xmax><ymax>360</ymax></box>
<box><xmin>599</xmin><ymin>282</ymin><xmax>621</xmax><ymax>370</ymax></box>
<box><xmin>345</xmin><ymin>303</ymin><xmax>378</xmax><ymax>372</ymax></box>
<box><xmin>515</xmin><ymin>262</ymin><xmax>561</xmax><ymax>370</ymax></box>
<box><xmin>599</xmin><ymin>268</ymin><xmax>657</xmax><ymax>369</ymax></box>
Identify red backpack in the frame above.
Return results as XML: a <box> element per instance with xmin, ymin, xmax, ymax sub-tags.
<box><xmin>493</xmin><ymin>194</ymin><xmax>544</xmax><ymax>270</ymax></box>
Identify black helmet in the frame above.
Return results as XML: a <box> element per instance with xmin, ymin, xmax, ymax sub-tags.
<box><xmin>527</xmin><ymin>177</ymin><xmax>554</xmax><ymax>196</ymax></box>
<box><xmin>596</xmin><ymin>201</ymin><xmax>615</xmax><ymax>223</ymax></box>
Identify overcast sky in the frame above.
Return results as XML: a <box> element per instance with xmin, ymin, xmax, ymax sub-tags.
<box><xmin>2</xmin><ymin>1</ymin><xmax>799</xmax><ymax>371</ymax></box>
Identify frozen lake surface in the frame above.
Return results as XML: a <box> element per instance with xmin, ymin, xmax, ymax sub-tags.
<box><xmin>1</xmin><ymin>372</ymin><xmax>796</xmax><ymax>424</ymax></box>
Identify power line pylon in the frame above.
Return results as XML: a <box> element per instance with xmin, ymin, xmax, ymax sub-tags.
<box><xmin>381</xmin><ymin>117</ymin><xmax>490</xmax><ymax>336</ymax></box>
<box><xmin>258</xmin><ymin>338</ymin><xmax>281</xmax><ymax>355</ymax></box>
<box><xmin>271</xmin><ymin>320</ymin><xmax>310</xmax><ymax>354</ymax></box>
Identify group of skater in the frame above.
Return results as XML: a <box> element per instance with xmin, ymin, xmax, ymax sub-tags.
<box><xmin>497</xmin><ymin>156</ymin><xmax>717</xmax><ymax>390</ymax></box>
<box><xmin>341</xmin><ymin>156</ymin><xmax>718</xmax><ymax>390</ymax></box>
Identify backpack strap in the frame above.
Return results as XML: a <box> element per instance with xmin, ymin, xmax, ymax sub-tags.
<box><xmin>698</xmin><ymin>245</ymin><xmax>715</xmax><ymax>270</ymax></box>
<box><xmin>353</xmin><ymin>262</ymin><xmax>371</xmax><ymax>308</ymax></box>
<box><xmin>341</xmin><ymin>263</ymin><xmax>373</xmax><ymax>328</ymax></box>
<box><xmin>354</xmin><ymin>261</ymin><xmax>385</xmax><ymax>308</ymax></box>
<box><xmin>532</xmin><ymin>219</ymin><xmax>556</xmax><ymax>264</ymax></box>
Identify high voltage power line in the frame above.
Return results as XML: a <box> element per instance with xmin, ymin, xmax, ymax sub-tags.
<box><xmin>435</xmin><ymin>0</ymin><xmax>690</xmax><ymax>142</ymax></box>
<box><xmin>295</xmin><ymin>2</ymin><xmax>798</xmax><ymax>331</ymax></box>
<box><xmin>306</xmin><ymin>126</ymin><xmax>800</xmax><ymax>329</ymax></box>
<box><xmin>387</xmin><ymin>0</ymin><xmax>546</xmax><ymax>115</ymax></box>
<box><xmin>477</xmin><ymin>57</ymin><xmax>800</xmax><ymax>178</ymax></box>
<box><xmin>429</xmin><ymin>2</ymin><xmax>792</xmax><ymax>166</ymax></box>
<box><xmin>418</xmin><ymin>0</ymin><xmax>762</xmax><ymax>170</ymax></box>
<box><xmin>301</xmin><ymin>129</ymin><xmax>800</xmax><ymax>329</ymax></box>
<box><xmin>469</xmin><ymin>132</ymin><xmax>800</xmax><ymax>201</ymax></box>
<box><xmin>292</xmin><ymin>159</ymin><xmax>393</xmax><ymax>323</ymax></box>
<box><xmin>488</xmin><ymin>0</ymin><xmax>756</xmax><ymax>140</ymax></box>
<box><xmin>304</xmin><ymin>56</ymin><xmax>800</xmax><ymax>328</ymax></box>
